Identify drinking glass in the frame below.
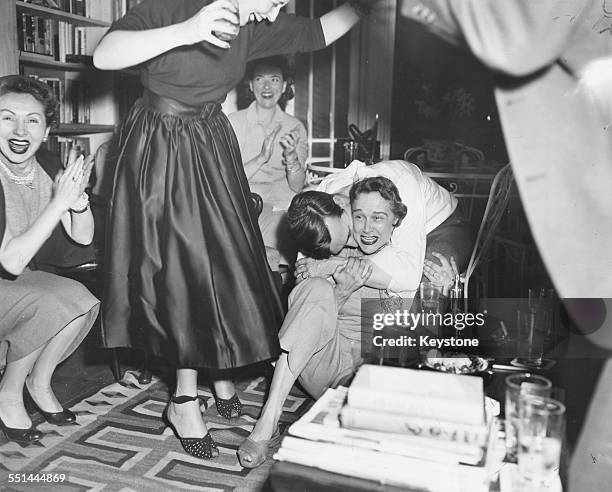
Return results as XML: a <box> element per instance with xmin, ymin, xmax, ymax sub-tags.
<box><xmin>212</xmin><ymin>0</ymin><xmax>240</xmax><ymax>42</ymax></box>
<box><xmin>419</xmin><ymin>281</ymin><xmax>440</xmax><ymax>313</ymax></box>
<box><xmin>504</xmin><ymin>373</ymin><xmax>552</xmax><ymax>460</ymax></box>
<box><xmin>518</xmin><ymin>396</ymin><xmax>565</xmax><ymax>487</ymax></box>
<box><xmin>529</xmin><ymin>287</ymin><xmax>556</xmax><ymax>342</ymax></box>
<box><xmin>516</xmin><ymin>307</ymin><xmax>546</xmax><ymax>366</ymax></box>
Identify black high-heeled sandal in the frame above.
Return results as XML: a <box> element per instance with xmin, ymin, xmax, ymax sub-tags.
<box><xmin>24</xmin><ymin>382</ymin><xmax>76</xmax><ymax>426</ymax></box>
<box><xmin>0</xmin><ymin>414</ymin><xmax>42</xmax><ymax>444</ymax></box>
<box><xmin>163</xmin><ymin>395</ymin><xmax>219</xmax><ymax>460</ymax></box>
<box><xmin>215</xmin><ymin>393</ymin><xmax>242</xmax><ymax>420</ymax></box>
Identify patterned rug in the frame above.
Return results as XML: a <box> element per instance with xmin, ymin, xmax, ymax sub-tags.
<box><xmin>0</xmin><ymin>372</ymin><xmax>313</xmax><ymax>491</ymax></box>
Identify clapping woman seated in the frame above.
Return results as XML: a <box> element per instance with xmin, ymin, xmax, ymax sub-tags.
<box><xmin>0</xmin><ymin>75</ymin><xmax>100</xmax><ymax>443</ymax></box>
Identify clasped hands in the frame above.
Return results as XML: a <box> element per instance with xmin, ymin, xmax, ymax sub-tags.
<box><xmin>295</xmin><ymin>256</ymin><xmax>372</xmax><ymax>296</ymax></box>
<box><xmin>52</xmin><ymin>149</ymin><xmax>94</xmax><ymax>213</ymax></box>
<box><xmin>259</xmin><ymin>124</ymin><xmax>303</xmax><ymax>171</ymax></box>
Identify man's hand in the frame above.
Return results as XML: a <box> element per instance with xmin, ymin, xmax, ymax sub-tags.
<box><xmin>333</xmin><ymin>257</ymin><xmax>373</xmax><ymax>306</ymax></box>
<box><xmin>294</xmin><ymin>256</ymin><xmax>347</xmax><ymax>283</ymax></box>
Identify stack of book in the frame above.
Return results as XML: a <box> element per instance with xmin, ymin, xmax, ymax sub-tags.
<box><xmin>17</xmin><ymin>15</ymin><xmax>89</xmax><ymax>62</ymax></box>
<box><xmin>25</xmin><ymin>1</ymin><xmax>87</xmax><ymax>17</ymax></box>
<box><xmin>274</xmin><ymin>365</ymin><xmax>498</xmax><ymax>492</ymax></box>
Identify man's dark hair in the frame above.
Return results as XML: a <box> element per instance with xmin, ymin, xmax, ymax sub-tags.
<box><xmin>0</xmin><ymin>75</ymin><xmax>59</xmax><ymax>128</ymax></box>
<box><xmin>287</xmin><ymin>191</ymin><xmax>343</xmax><ymax>259</ymax></box>
<box><xmin>349</xmin><ymin>176</ymin><xmax>408</xmax><ymax>227</ymax></box>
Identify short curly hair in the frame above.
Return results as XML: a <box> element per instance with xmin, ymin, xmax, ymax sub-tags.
<box><xmin>0</xmin><ymin>75</ymin><xmax>59</xmax><ymax>128</ymax></box>
<box><xmin>237</xmin><ymin>55</ymin><xmax>295</xmax><ymax>110</ymax></box>
<box><xmin>287</xmin><ymin>191</ymin><xmax>343</xmax><ymax>259</ymax></box>
<box><xmin>349</xmin><ymin>176</ymin><xmax>408</xmax><ymax>227</ymax></box>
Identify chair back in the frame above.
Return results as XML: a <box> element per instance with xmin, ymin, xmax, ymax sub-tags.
<box><xmin>463</xmin><ymin>164</ymin><xmax>514</xmax><ymax>311</ymax></box>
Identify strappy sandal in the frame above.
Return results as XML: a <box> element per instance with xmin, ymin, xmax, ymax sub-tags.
<box><xmin>237</xmin><ymin>427</ymin><xmax>281</xmax><ymax>468</ymax></box>
<box><xmin>215</xmin><ymin>393</ymin><xmax>242</xmax><ymax>420</ymax></box>
<box><xmin>163</xmin><ymin>395</ymin><xmax>219</xmax><ymax>460</ymax></box>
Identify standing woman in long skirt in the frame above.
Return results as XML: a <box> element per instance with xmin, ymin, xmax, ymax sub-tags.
<box><xmin>93</xmin><ymin>0</ymin><xmax>373</xmax><ymax>459</ymax></box>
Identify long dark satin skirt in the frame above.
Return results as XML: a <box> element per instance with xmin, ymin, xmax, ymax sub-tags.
<box><xmin>101</xmin><ymin>91</ymin><xmax>283</xmax><ymax>369</ymax></box>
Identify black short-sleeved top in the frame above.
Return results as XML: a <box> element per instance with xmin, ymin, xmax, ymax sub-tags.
<box><xmin>108</xmin><ymin>0</ymin><xmax>325</xmax><ymax>105</ymax></box>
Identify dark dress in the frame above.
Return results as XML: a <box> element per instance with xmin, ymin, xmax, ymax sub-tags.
<box><xmin>101</xmin><ymin>0</ymin><xmax>326</xmax><ymax>369</ymax></box>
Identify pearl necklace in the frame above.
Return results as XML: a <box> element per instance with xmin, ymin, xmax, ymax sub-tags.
<box><xmin>0</xmin><ymin>159</ymin><xmax>35</xmax><ymax>186</ymax></box>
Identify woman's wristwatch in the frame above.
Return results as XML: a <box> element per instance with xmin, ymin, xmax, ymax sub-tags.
<box><xmin>70</xmin><ymin>193</ymin><xmax>90</xmax><ymax>214</ymax></box>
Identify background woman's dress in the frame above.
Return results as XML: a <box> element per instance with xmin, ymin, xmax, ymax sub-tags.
<box><xmin>101</xmin><ymin>0</ymin><xmax>326</xmax><ymax>368</ymax></box>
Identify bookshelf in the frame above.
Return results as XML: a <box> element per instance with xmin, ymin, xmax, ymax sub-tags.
<box><xmin>0</xmin><ymin>0</ymin><xmax>142</xmax><ymax>162</ymax></box>
<box><xmin>15</xmin><ymin>1</ymin><xmax>110</xmax><ymax>28</ymax></box>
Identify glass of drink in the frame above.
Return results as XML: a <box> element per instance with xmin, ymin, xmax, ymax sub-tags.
<box><xmin>419</xmin><ymin>281</ymin><xmax>442</xmax><ymax>339</ymax></box>
<box><xmin>529</xmin><ymin>287</ymin><xmax>556</xmax><ymax>342</ymax></box>
<box><xmin>213</xmin><ymin>0</ymin><xmax>240</xmax><ymax>42</ymax></box>
<box><xmin>504</xmin><ymin>373</ymin><xmax>552</xmax><ymax>461</ymax></box>
<box><xmin>516</xmin><ymin>306</ymin><xmax>546</xmax><ymax>367</ymax></box>
<box><xmin>419</xmin><ymin>281</ymin><xmax>440</xmax><ymax>313</ymax></box>
<box><xmin>518</xmin><ymin>396</ymin><xmax>565</xmax><ymax>487</ymax></box>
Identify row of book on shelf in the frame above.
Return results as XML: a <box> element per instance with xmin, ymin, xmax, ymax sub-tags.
<box><xmin>32</xmin><ymin>75</ymin><xmax>91</xmax><ymax>125</ymax></box>
<box><xmin>18</xmin><ymin>0</ymin><xmax>145</xmax><ymax>62</ymax></box>
<box><xmin>22</xmin><ymin>0</ymin><xmax>143</xmax><ymax>19</ymax></box>
<box><xmin>274</xmin><ymin>364</ymin><xmax>501</xmax><ymax>492</ymax></box>
<box><xmin>18</xmin><ymin>14</ymin><xmax>89</xmax><ymax>63</ymax></box>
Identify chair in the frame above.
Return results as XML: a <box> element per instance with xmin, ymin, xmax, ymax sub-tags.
<box><xmin>403</xmin><ymin>140</ymin><xmax>485</xmax><ymax>170</ymax></box>
<box><xmin>463</xmin><ymin>163</ymin><xmax>514</xmax><ymax>312</ymax></box>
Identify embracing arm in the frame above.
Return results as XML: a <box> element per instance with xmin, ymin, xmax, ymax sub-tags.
<box><xmin>295</xmin><ymin>254</ymin><xmax>393</xmax><ymax>290</ymax></box>
<box><xmin>93</xmin><ymin>0</ymin><xmax>239</xmax><ymax>70</ymax></box>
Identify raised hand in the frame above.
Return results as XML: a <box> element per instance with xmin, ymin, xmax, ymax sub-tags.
<box><xmin>183</xmin><ymin>0</ymin><xmax>240</xmax><ymax>49</ymax></box>
<box><xmin>260</xmin><ymin>124</ymin><xmax>282</xmax><ymax>163</ymax></box>
<box><xmin>423</xmin><ymin>252</ymin><xmax>459</xmax><ymax>296</ymax></box>
<box><xmin>279</xmin><ymin>126</ymin><xmax>300</xmax><ymax>162</ymax></box>
<box><xmin>53</xmin><ymin>152</ymin><xmax>85</xmax><ymax>211</ymax></box>
<box><xmin>65</xmin><ymin>148</ymin><xmax>94</xmax><ymax>195</ymax></box>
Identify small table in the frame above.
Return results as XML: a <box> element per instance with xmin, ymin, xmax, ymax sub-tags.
<box><xmin>269</xmin><ymin>354</ymin><xmax>602</xmax><ymax>491</ymax></box>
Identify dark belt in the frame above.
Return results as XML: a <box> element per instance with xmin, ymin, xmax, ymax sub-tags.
<box><xmin>139</xmin><ymin>89</ymin><xmax>221</xmax><ymax>119</ymax></box>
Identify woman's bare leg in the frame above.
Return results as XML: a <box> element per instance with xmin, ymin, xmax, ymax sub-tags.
<box><xmin>0</xmin><ymin>349</ymin><xmax>42</xmax><ymax>428</ymax></box>
<box><xmin>247</xmin><ymin>352</ymin><xmax>296</xmax><ymax>441</ymax></box>
<box><xmin>249</xmin><ymin>278</ymin><xmax>338</xmax><ymax>442</ymax></box>
<box><xmin>26</xmin><ymin>315</ymin><xmax>90</xmax><ymax>412</ymax></box>
<box><xmin>166</xmin><ymin>368</ymin><xmax>210</xmax><ymax>438</ymax></box>
<box><xmin>213</xmin><ymin>379</ymin><xmax>236</xmax><ymax>399</ymax></box>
